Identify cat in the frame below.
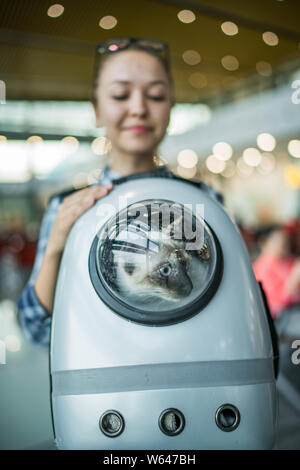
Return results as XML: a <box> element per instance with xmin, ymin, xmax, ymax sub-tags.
<box><xmin>110</xmin><ymin>218</ymin><xmax>211</xmax><ymax>307</ymax></box>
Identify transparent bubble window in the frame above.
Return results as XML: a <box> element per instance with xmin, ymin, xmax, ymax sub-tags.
<box><xmin>89</xmin><ymin>200</ymin><xmax>222</xmax><ymax>325</ymax></box>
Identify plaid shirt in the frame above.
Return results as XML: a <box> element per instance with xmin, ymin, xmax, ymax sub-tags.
<box><xmin>17</xmin><ymin>165</ymin><xmax>223</xmax><ymax>347</ymax></box>
<box><xmin>17</xmin><ymin>166</ymin><xmax>121</xmax><ymax>347</ymax></box>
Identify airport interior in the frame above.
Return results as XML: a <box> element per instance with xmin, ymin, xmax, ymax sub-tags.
<box><xmin>0</xmin><ymin>0</ymin><xmax>300</xmax><ymax>450</ymax></box>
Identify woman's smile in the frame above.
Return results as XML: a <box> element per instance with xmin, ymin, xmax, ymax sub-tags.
<box><xmin>123</xmin><ymin>125</ymin><xmax>154</xmax><ymax>134</ymax></box>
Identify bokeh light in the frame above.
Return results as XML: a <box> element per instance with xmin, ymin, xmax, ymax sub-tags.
<box><xmin>221</xmin><ymin>160</ymin><xmax>236</xmax><ymax>178</ymax></box>
<box><xmin>99</xmin><ymin>16</ymin><xmax>117</xmax><ymax>30</ymax></box>
<box><xmin>87</xmin><ymin>168</ymin><xmax>101</xmax><ymax>185</ymax></box>
<box><xmin>243</xmin><ymin>148</ymin><xmax>262</xmax><ymax>166</ymax></box>
<box><xmin>177</xmin><ymin>149</ymin><xmax>198</xmax><ymax>168</ymax></box>
<box><xmin>221</xmin><ymin>21</ymin><xmax>239</xmax><ymax>36</ymax></box>
<box><xmin>236</xmin><ymin>157</ymin><xmax>254</xmax><ymax>177</ymax></box>
<box><xmin>256</xmin><ymin>133</ymin><xmax>276</xmax><ymax>151</ymax></box>
<box><xmin>288</xmin><ymin>140</ymin><xmax>300</xmax><ymax>158</ymax></box>
<box><xmin>188</xmin><ymin>72</ymin><xmax>207</xmax><ymax>89</ymax></box>
<box><xmin>177</xmin><ymin>10</ymin><xmax>195</xmax><ymax>23</ymax></box>
<box><xmin>47</xmin><ymin>4</ymin><xmax>64</xmax><ymax>18</ymax></box>
<box><xmin>177</xmin><ymin>165</ymin><xmax>197</xmax><ymax>179</ymax></box>
<box><xmin>91</xmin><ymin>137</ymin><xmax>112</xmax><ymax>155</ymax></box>
<box><xmin>26</xmin><ymin>136</ymin><xmax>43</xmax><ymax>145</ymax></box>
<box><xmin>212</xmin><ymin>141</ymin><xmax>233</xmax><ymax>161</ymax></box>
<box><xmin>257</xmin><ymin>152</ymin><xmax>276</xmax><ymax>175</ymax></box>
<box><xmin>206</xmin><ymin>155</ymin><xmax>226</xmax><ymax>173</ymax></box>
<box><xmin>256</xmin><ymin>61</ymin><xmax>272</xmax><ymax>77</ymax></box>
<box><xmin>182</xmin><ymin>50</ymin><xmax>201</xmax><ymax>65</ymax></box>
<box><xmin>4</xmin><ymin>335</ymin><xmax>21</xmax><ymax>352</ymax></box>
<box><xmin>221</xmin><ymin>55</ymin><xmax>239</xmax><ymax>71</ymax></box>
<box><xmin>284</xmin><ymin>164</ymin><xmax>300</xmax><ymax>189</ymax></box>
<box><xmin>60</xmin><ymin>136</ymin><xmax>79</xmax><ymax>155</ymax></box>
<box><xmin>262</xmin><ymin>31</ymin><xmax>279</xmax><ymax>46</ymax></box>
<box><xmin>72</xmin><ymin>172</ymin><xmax>88</xmax><ymax>189</ymax></box>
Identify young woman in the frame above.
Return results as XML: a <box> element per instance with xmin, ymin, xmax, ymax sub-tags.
<box><xmin>17</xmin><ymin>38</ymin><xmax>176</xmax><ymax>346</ymax></box>
<box><xmin>18</xmin><ymin>38</ymin><xmax>221</xmax><ymax>346</ymax></box>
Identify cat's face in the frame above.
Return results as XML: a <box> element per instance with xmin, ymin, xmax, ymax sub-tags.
<box><xmin>117</xmin><ymin>240</ymin><xmax>193</xmax><ymax>302</ymax></box>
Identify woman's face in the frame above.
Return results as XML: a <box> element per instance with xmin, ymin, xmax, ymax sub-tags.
<box><xmin>94</xmin><ymin>50</ymin><xmax>173</xmax><ymax>157</ymax></box>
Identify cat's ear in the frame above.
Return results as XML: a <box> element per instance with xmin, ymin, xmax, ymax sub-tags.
<box><xmin>196</xmin><ymin>243</ymin><xmax>210</xmax><ymax>260</ymax></box>
<box><xmin>165</xmin><ymin>216</ymin><xmax>183</xmax><ymax>239</ymax></box>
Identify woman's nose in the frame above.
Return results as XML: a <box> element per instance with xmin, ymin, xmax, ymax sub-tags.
<box><xmin>128</xmin><ymin>92</ymin><xmax>148</xmax><ymax>117</ymax></box>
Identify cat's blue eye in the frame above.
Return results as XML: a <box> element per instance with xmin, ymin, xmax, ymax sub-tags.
<box><xmin>159</xmin><ymin>264</ymin><xmax>172</xmax><ymax>277</ymax></box>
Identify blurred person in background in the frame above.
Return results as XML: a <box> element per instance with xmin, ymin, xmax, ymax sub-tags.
<box><xmin>253</xmin><ymin>225</ymin><xmax>300</xmax><ymax>319</ymax></box>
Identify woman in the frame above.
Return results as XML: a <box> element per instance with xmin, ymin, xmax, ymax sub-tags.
<box><xmin>18</xmin><ymin>38</ymin><xmax>220</xmax><ymax>346</ymax></box>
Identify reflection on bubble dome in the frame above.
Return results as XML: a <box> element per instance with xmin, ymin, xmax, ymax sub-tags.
<box><xmin>95</xmin><ymin>200</ymin><xmax>219</xmax><ymax>314</ymax></box>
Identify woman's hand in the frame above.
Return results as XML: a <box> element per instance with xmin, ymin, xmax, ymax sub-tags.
<box><xmin>46</xmin><ymin>183</ymin><xmax>113</xmax><ymax>258</ymax></box>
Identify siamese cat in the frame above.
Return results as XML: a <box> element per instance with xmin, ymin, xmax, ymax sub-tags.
<box><xmin>110</xmin><ymin>216</ymin><xmax>211</xmax><ymax>307</ymax></box>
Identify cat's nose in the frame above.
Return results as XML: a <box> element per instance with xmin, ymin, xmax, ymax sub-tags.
<box><xmin>174</xmin><ymin>273</ymin><xmax>193</xmax><ymax>297</ymax></box>
<box><xmin>179</xmin><ymin>278</ymin><xmax>193</xmax><ymax>296</ymax></box>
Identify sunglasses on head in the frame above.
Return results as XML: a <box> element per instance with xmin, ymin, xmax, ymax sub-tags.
<box><xmin>96</xmin><ymin>38</ymin><xmax>169</xmax><ymax>58</ymax></box>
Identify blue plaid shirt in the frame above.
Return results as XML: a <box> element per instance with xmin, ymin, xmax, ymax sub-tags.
<box><xmin>17</xmin><ymin>166</ymin><xmax>122</xmax><ymax>347</ymax></box>
<box><xmin>17</xmin><ymin>165</ymin><xmax>223</xmax><ymax>347</ymax></box>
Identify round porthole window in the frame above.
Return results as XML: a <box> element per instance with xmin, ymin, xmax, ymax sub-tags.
<box><xmin>89</xmin><ymin>199</ymin><xmax>223</xmax><ymax>325</ymax></box>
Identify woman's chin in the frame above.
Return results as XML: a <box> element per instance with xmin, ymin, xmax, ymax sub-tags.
<box><xmin>120</xmin><ymin>144</ymin><xmax>157</xmax><ymax>157</ymax></box>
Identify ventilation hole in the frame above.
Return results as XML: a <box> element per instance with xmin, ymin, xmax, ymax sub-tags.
<box><xmin>158</xmin><ymin>408</ymin><xmax>185</xmax><ymax>436</ymax></box>
<box><xmin>215</xmin><ymin>404</ymin><xmax>240</xmax><ymax>432</ymax></box>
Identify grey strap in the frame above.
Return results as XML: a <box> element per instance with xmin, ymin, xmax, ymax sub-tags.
<box><xmin>52</xmin><ymin>359</ymin><xmax>275</xmax><ymax>396</ymax></box>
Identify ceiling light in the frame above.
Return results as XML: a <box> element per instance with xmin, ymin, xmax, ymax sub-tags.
<box><xmin>177</xmin><ymin>10</ymin><xmax>196</xmax><ymax>23</ymax></box>
<box><xmin>182</xmin><ymin>50</ymin><xmax>201</xmax><ymax>65</ymax></box>
<box><xmin>47</xmin><ymin>4</ymin><xmax>64</xmax><ymax>18</ymax></box>
<box><xmin>262</xmin><ymin>31</ymin><xmax>279</xmax><ymax>46</ymax></box>
<box><xmin>221</xmin><ymin>55</ymin><xmax>239</xmax><ymax>71</ymax></box>
<box><xmin>256</xmin><ymin>61</ymin><xmax>272</xmax><ymax>76</ymax></box>
<box><xmin>99</xmin><ymin>16</ymin><xmax>117</xmax><ymax>30</ymax></box>
<box><xmin>221</xmin><ymin>21</ymin><xmax>238</xmax><ymax>36</ymax></box>
<box><xmin>188</xmin><ymin>72</ymin><xmax>207</xmax><ymax>88</ymax></box>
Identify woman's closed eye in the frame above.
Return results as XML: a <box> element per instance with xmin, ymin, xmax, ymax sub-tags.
<box><xmin>149</xmin><ymin>95</ymin><xmax>165</xmax><ymax>101</ymax></box>
<box><xmin>111</xmin><ymin>94</ymin><xmax>166</xmax><ymax>101</ymax></box>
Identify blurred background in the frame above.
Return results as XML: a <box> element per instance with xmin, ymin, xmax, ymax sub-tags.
<box><xmin>1</xmin><ymin>0</ymin><xmax>300</xmax><ymax>449</ymax></box>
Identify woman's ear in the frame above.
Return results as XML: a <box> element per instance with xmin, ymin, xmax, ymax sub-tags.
<box><xmin>92</xmin><ymin>101</ymin><xmax>103</xmax><ymax>128</ymax></box>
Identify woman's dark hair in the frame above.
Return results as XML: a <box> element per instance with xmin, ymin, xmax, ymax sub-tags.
<box><xmin>90</xmin><ymin>43</ymin><xmax>174</xmax><ymax>107</ymax></box>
